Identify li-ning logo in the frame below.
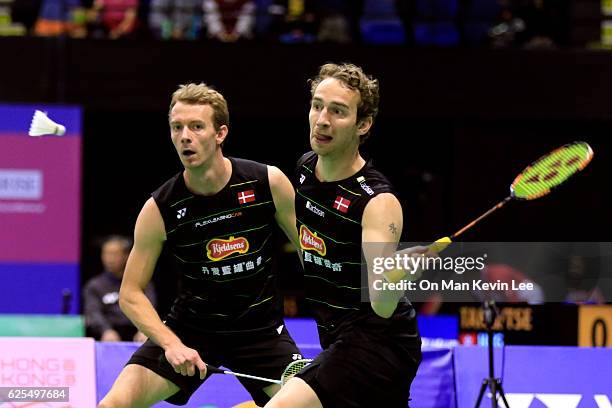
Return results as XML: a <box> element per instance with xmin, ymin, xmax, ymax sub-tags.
<box><xmin>306</xmin><ymin>201</ymin><xmax>325</xmax><ymax>217</ymax></box>
<box><xmin>206</xmin><ymin>236</ymin><xmax>249</xmax><ymax>261</ymax></box>
<box><xmin>299</xmin><ymin>225</ymin><xmax>326</xmax><ymax>256</ymax></box>
<box><xmin>177</xmin><ymin>208</ymin><xmax>187</xmax><ymax>219</ymax></box>
<box><xmin>356</xmin><ymin>176</ymin><xmax>374</xmax><ymax>196</ymax></box>
<box><xmin>299</xmin><ymin>174</ymin><xmax>306</xmax><ymax>184</ymax></box>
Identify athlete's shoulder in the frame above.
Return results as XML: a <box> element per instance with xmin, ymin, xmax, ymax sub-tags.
<box><xmin>296</xmin><ymin>151</ymin><xmax>317</xmax><ymax>170</ymax></box>
<box><xmin>355</xmin><ymin>162</ymin><xmax>396</xmax><ymax>197</ymax></box>
<box><xmin>230</xmin><ymin>156</ymin><xmax>269</xmax><ymax>179</ymax></box>
<box><xmin>152</xmin><ymin>172</ymin><xmax>184</xmax><ymax>203</ymax></box>
<box><xmin>231</xmin><ymin>156</ymin><xmax>267</xmax><ymax>169</ymax></box>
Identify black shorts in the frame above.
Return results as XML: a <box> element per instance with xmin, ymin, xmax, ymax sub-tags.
<box><xmin>127</xmin><ymin>320</ymin><xmax>302</xmax><ymax>406</ymax></box>
<box><xmin>296</xmin><ymin>316</ymin><xmax>422</xmax><ymax>408</ymax></box>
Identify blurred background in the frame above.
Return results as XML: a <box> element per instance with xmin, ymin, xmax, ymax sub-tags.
<box><xmin>1</xmin><ymin>0</ymin><xmax>612</xmax><ymax>359</ymax></box>
<box><xmin>2</xmin><ymin>2</ymin><xmax>612</xmax><ymax>406</ymax></box>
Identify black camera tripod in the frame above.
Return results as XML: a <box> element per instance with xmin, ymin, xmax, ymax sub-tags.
<box><xmin>474</xmin><ymin>301</ymin><xmax>511</xmax><ymax>408</ymax></box>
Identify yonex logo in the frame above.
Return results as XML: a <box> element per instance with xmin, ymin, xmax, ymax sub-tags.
<box><xmin>177</xmin><ymin>208</ymin><xmax>187</xmax><ymax>219</ymax></box>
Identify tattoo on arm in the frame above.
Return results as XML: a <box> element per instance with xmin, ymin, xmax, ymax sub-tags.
<box><xmin>389</xmin><ymin>223</ymin><xmax>397</xmax><ymax>236</ymax></box>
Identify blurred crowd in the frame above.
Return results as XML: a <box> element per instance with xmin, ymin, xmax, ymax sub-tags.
<box><xmin>0</xmin><ymin>0</ymin><xmax>570</xmax><ymax>48</ymax></box>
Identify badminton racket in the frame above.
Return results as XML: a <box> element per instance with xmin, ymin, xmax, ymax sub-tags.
<box><xmin>385</xmin><ymin>141</ymin><xmax>594</xmax><ymax>282</ymax></box>
<box><xmin>206</xmin><ymin>358</ymin><xmax>312</xmax><ymax>385</ymax></box>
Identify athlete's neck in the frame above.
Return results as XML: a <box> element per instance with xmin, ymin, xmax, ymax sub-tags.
<box><xmin>183</xmin><ymin>154</ymin><xmax>232</xmax><ymax>196</ymax></box>
<box><xmin>315</xmin><ymin>150</ymin><xmax>365</xmax><ymax>182</ymax></box>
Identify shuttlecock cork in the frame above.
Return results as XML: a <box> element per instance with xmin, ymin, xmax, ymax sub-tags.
<box><xmin>28</xmin><ymin>110</ymin><xmax>66</xmax><ymax>136</ymax></box>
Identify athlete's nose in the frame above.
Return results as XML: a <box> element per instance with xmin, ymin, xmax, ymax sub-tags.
<box><xmin>316</xmin><ymin>108</ymin><xmax>330</xmax><ymax>128</ymax></box>
<box><xmin>179</xmin><ymin>127</ymin><xmax>193</xmax><ymax>143</ymax></box>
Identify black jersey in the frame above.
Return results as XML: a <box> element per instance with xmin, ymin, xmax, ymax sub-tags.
<box><xmin>295</xmin><ymin>152</ymin><xmax>416</xmax><ymax>343</ymax></box>
<box><xmin>153</xmin><ymin>157</ymin><xmax>281</xmax><ymax>334</ymax></box>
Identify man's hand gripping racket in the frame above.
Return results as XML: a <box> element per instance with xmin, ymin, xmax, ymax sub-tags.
<box><xmin>384</xmin><ymin>141</ymin><xmax>594</xmax><ymax>283</ymax></box>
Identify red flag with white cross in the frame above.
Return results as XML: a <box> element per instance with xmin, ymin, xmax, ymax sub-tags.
<box><xmin>237</xmin><ymin>190</ymin><xmax>256</xmax><ymax>204</ymax></box>
<box><xmin>333</xmin><ymin>196</ymin><xmax>351</xmax><ymax>213</ymax></box>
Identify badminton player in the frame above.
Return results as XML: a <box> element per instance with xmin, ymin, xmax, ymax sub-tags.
<box><xmin>265</xmin><ymin>63</ymin><xmax>424</xmax><ymax>408</ymax></box>
<box><xmin>99</xmin><ymin>83</ymin><xmax>302</xmax><ymax>407</ymax></box>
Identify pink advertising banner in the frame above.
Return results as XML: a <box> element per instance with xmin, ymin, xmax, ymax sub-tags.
<box><xmin>0</xmin><ymin>105</ymin><xmax>81</xmax><ymax>263</ymax></box>
<box><xmin>0</xmin><ymin>337</ymin><xmax>97</xmax><ymax>407</ymax></box>
<box><xmin>0</xmin><ymin>105</ymin><xmax>81</xmax><ymax>314</ymax></box>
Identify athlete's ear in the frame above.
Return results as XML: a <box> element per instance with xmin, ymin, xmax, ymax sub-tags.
<box><xmin>357</xmin><ymin>116</ymin><xmax>373</xmax><ymax>136</ymax></box>
<box><xmin>216</xmin><ymin>125</ymin><xmax>229</xmax><ymax>145</ymax></box>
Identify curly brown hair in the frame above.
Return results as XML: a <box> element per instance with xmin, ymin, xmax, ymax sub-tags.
<box><xmin>169</xmin><ymin>83</ymin><xmax>229</xmax><ymax>131</ymax></box>
<box><xmin>309</xmin><ymin>63</ymin><xmax>380</xmax><ymax>143</ymax></box>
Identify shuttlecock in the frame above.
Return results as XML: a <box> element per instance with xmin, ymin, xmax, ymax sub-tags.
<box><xmin>28</xmin><ymin>110</ymin><xmax>66</xmax><ymax>136</ymax></box>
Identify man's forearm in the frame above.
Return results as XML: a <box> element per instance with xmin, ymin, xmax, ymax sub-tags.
<box><xmin>119</xmin><ymin>291</ymin><xmax>181</xmax><ymax>349</ymax></box>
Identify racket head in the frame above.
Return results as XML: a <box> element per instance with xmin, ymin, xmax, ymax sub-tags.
<box><xmin>280</xmin><ymin>358</ymin><xmax>312</xmax><ymax>386</ymax></box>
<box><xmin>510</xmin><ymin>141</ymin><xmax>593</xmax><ymax>200</ymax></box>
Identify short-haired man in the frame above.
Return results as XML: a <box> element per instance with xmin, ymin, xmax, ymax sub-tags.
<box><xmin>265</xmin><ymin>63</ymin><xmax>424</xmax><ymax>408</ymax></box>
<box><xmin>99</xmin><ymin>83</ymin><xmax>302</xmax><ymax>407</ymax></box>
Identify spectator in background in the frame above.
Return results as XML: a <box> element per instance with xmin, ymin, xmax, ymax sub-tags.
<box><xmin>479</xmin><ymin>263</ymin><xmax>544</xmax><ymax>304</ymax></box>
<box><xmin>203</xmin><ymin>0</ymin><xmax>255</xmax><ymax>42</ymax></box>
<box><xmin>565</xmin><ymin>255</ymin><xmax>605</xmax><ymax>304</ymax></box>
<box><xmin>268</xmin><ymin>0</ymin><xmax>317</xmax><ymax>43</ymax></box>
<box><xmin>488</xmin><ymin>0</ymin><xmax>569</xmax><ymax>49</ymax></box>
<box><xmin>33</xmin><ymin>0</ymin><xmax>86</xmax><ymax>36</ymax></box>
<box><xmin>84</xmin><ymin>235</ymin><xmax>156</xmax><ymax>342</ymax></box>
<box><xmin>315</xmin><ymin>0</ymin><xmax>352</xmax><ymax>43</ymax></box>
<box><xmin>520</xmin><ymin>0</ymin><xmax>569</xmax><ymax>48</ymax></box>
<box><xmin>149</xmin><ymin>0</ymin><xmax>203</xmax><ymax>40</ymax></box>
<box><xmin>1</xmin><ymin>0</ymin><xmax>27</xmax><ymax>35</ymax></box>
<box><xmin>10</xmin><ymin>0</ymin><xmax>42</xmax><ymax>33</ymax></box>
<box><xmin>394</xmin><ymin>0</ymin><xmax>416</xmax><ymax>46</ymax></box>
<box><xmin>86</xmin><ymin>0</ymin><xmax>138</xmax><ymax>38</ymax></box>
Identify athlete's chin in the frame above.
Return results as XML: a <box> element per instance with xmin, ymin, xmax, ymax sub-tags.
<box><xmin>310</xmin><ymin>140</ymin><xmax>333</xmax><ymax>155</ymax></box>
<box><xmin>182</xmin><ymin>158</ymin><xmax>202</xmax><ymax>169</ymax></box>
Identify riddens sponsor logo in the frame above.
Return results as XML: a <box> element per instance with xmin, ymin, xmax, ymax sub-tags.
<box><xmin>206</xmin><ymin>236</ymin><xmax>249</xmax><ymax>261</ymax></box>
<box><xmin>299</xmin><ymin>225</ymin><xmax>326</xmax><ymax>256</ymax></box>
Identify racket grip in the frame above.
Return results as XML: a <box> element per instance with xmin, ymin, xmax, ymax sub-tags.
<box><xmin>382</xmin><ymin>237</ymin><xmax>452</xmax><ymax>284</ymax></box>
<box><xmin>430</xmin><ymin>236</ymin><xmax>452</xmax><ymax>252</ymax></box>
<box><xmin>206</xmin><ymin>364</ymin><xmax>225</xmax><ymax>374</ymax></box>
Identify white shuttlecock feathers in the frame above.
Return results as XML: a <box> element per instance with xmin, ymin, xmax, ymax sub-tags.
<box><xmin>28</xmin><ymin>110</ymin><xmax>66</xmax><ymax>136</ymax></box>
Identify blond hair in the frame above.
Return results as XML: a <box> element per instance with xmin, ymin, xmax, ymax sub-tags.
<box><xmin>169</xmin><ymin>83</ymin><xmax>229</xmax><ymax>131</ymax></box>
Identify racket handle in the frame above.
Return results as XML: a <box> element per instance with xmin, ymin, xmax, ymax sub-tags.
<box><xmin>430</xmin><ymin>236</ymin><xmax>452</xmax><ymax>252</ymax></box>
<box><xmin>382</xmin><ymin>237</ymin><xmax>452</xmax><ymax>284</ymax></box>
<box><xmin>206</xmin><ymin>364</ymin><xmax>225</xmax><ymax>374</ymax></box>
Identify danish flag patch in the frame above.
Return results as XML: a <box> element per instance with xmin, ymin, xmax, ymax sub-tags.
<box><xmin>333</xmin><ymin>196</ymin><xmax>351</xmax><ymax>213</ymax></box>
<box><xmin>237</xmin><ymin>190</ymin><xmax>256</xmax><ymax>204</ymax></box>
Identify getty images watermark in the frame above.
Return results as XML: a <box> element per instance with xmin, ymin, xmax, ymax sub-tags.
<box><xmin>362</xmin><ymin>242</ymin><xmax>612</xmax><ymax>303</ymax></box>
